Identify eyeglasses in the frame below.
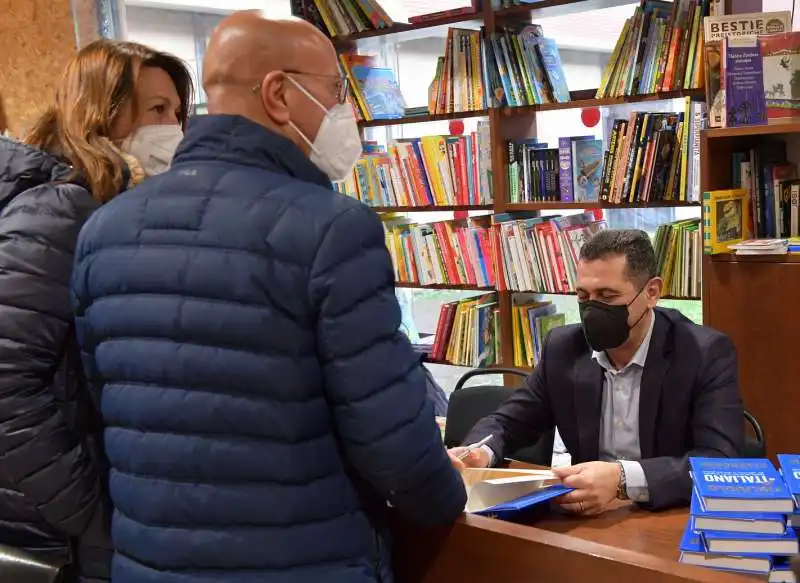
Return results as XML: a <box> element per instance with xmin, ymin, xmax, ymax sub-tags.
<box><xmin>252</xmin><ymin>70</ymin><xmax>350</xmax><ymax>105</ymax></box>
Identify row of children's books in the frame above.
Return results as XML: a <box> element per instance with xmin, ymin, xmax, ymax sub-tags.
<box><xmin>334</xmin><ymin>127</ymin><xmax>492</xmax><ymax>208</ymax></box>
<box><xmin>680</xmin><ymin>456</ymin><xmax>800</xmax><ymax>581</ymax></box>
<box><xmin>429</xmin><ymin>24</ymin><xmax>571</xmax><ymax>114</ymax></box>
<box><xmin>598</xmin><ymin>0</ymin><xmax>708</xmax><ymax>99</ymax></box>
<box><xmin>382</xmin><ymin>215</ymin><xmax>497</xmax><ymax>289</ymax></box>
<box><xmin>654</xmin><ymin>218</ymin><xmax>703</xmax><ymax>299</ymax></box>
<box><xmin>507</xmin><ymin>100</ymin><xmax>705</xmax><ymax>206</ymax></box>
<box><xmin>601</xmin><ymin>99</ymin><xmax>706</xmax><ymax>205</ymax></box>
<box><xmin>507</xmin><ymin>136</ymin><xmax>604</xmax><ymax>204</ymax></box>
<box><xmin>290</xmin><ymin>0</ymin><xmax>403</xmax><ymax>38</ymax></box>
<box><xmin>508</xmin><ymin>294</ymin><xmax>565</xmax><ymax>369</ymax></box>
<box><xmin>429</xmin><ymin>292</ymin><xmax>498</xmax><ymax>367</ymax></box>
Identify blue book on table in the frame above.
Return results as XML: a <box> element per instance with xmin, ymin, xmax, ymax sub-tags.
<box><xmin>777</xmin><ymin>453</ymin><xmax>800</xmax><ymax>506</ymax></box>
<box><xmin>701</xmin><ymin>528</ymin><xmax>798</xmax><ymax>556</ymax></box>
<box><xmin>690</xmin><ymin>457</ymin><xmax>795</xmax><ymax>514</ymax></box>
<box><xmin>475</xmin><ymin>484</ymin><xmax>572</xmax><ymax>520</ymax></box>
<box><xmin>678</xmin><ymin>521</ymin><xmax>774</xmax><ymax>575</ymax></box>
<box><xmin>690</xmin><ymin>490</ymin><xmax>786</xmax><ymax>535</ymax></box>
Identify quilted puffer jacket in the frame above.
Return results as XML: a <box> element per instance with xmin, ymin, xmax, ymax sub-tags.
<box><xmin>71</xmin><ymin>114</ymin><xmax>467</xmax><ymax>583</ymax></box>
<box><xmin>0</xmin><ymin>138</ymin><xmax>111</xmax><ymax>582</ymax></box>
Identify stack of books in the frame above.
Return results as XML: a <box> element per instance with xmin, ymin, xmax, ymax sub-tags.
<box><xmin>680</xmin><ymin>456</ymin><xmax>800</xmax><ymax>582</ymax></box>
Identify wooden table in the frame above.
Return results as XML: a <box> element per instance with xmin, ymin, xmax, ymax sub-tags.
<box><xmin>391</xmin><ymin>477</ymin><xmax>758</xmax><ymax>583</ymax></box>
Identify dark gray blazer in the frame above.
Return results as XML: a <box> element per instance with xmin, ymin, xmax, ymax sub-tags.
<box><xmin>465</xmin><ymin>307</ymin><xmax>744</xmax><ymax>510</ymax></box>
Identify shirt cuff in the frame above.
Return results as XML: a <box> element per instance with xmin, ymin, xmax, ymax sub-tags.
<box><xmin>619</xmin><ymin>460</ymin><xmax>650</xmax><ymax>503</ymax></box>
<box><xmin>480</xmin><ymin>445</ymin><xmax>496</xmax><ymax>467</ymax></box>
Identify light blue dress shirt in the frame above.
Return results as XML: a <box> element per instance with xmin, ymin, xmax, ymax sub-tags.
<box><xmin>481</xmin><ymin>311</ymin><xmax>655</xmax><ymax>503</ymax></box>
<box><xmin>592</xmin><ymin>310</ymin><xmax>655</xmax><ymax>503</ymax></box>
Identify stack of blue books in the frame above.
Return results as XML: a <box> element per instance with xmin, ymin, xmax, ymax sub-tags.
<box><xmin>679</xmin><ymin>456</ymin><xmax>800</xmax><ymax>582</ymax></box>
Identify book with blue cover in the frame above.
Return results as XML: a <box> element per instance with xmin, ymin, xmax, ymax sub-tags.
<box><xmin>690</xmin><ymin>490</ymin><xmax>787</xmax><ymax>535</ymax></box>
<box><xmin>701</xmin><ymin>528</ymin><xmax>799</xmax><ymax>556</ymax></box>
<box><xmin>690</xmin><ymin>457</ymin><xmax>796</xmax><ymax>513</ymax></box>
<box><xmin>678</xmin><ymin>521</ymin><xmax>774</xmax><ymax>575</ymax></box>
<box><xmin>462</xmin><ymin>468</ymin><xmax>572</xmax><ymax>520</ymax></box>
<box><xmin>777</xmin><ymin>453</ymin><xmax>800</xmax><ymax>505</ymax></box>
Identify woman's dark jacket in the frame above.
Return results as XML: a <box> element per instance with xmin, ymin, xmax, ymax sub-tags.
<box><xmin>0</xmin><ymin>137</ymin><xmax>110</xmax><ymax>582</ymax></box>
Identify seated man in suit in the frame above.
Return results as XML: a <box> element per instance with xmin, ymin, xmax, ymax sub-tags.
<box><xmin>453</xmin><ymin>229</ymin><xmax>744</xmax><ymax>514</ymax></box>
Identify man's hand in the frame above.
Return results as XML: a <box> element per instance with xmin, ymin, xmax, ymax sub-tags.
<box><xmin>552</xmin><ymin>461</ymin><xmax>621</xmax><ymax>516</ymax></box>
<box><xmin>447</xmin><ymin>447</ymin><xmax>490</xmax><ymax>471</ymax></box>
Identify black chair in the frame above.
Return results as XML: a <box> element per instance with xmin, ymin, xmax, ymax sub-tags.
<box><xmin>743</xmin><ymin>410</ymin><xmax>765</xmax><ymax>458</ymax></box>
<box><xmin>444</xmin><ymin>368</ymin><xmax>554</xmax><ymax>466</ymax></box>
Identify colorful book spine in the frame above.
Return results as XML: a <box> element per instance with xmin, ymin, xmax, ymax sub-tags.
<box><xmin>724</xmin><ymin>36</ymin><xmax>766</xmax><ymax>127</ymax></box>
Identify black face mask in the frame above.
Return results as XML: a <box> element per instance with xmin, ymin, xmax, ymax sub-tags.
<box><xmin>578</xmin><ymin>285</ymin><xmax>649</xmax><ymax>352</ymax></box>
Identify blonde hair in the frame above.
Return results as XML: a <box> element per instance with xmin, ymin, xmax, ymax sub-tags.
<box><xmin>25</xmin><ymin>39</ymin><xmax>193</xmax><ymax>202</ymax></box>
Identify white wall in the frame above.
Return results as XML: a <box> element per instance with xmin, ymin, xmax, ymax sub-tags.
<box><xmin>124</xmin><ymin>0</ymin><xmax>291</xmax><ymax>16</ymax></box>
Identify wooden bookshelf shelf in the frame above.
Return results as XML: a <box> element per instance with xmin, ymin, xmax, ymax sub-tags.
<box><xmin>709</xmin><ymin>253</ymin><xmax>800</xmax><ymax>263</ymax></box>
<box><xmin>504</xmin><ymin>201</ymin><xmax>701</xmax><ymax>211</ymax></box>
<box><xmin>703</xmin><ymin>122</ymin><xmax>800</xmax><ymax>139</ymax></box>
<box><xmin>423</xmin><ymin>357</ymin><xmax>533</xmax><ymax>373</ymax></box>
<box><xmin>494</xmin><ymin>0</ymin><xmax>640</xmax><ymax>20</ymax></box>
<box><xmin>395</xmin><ymin>282</ymin><xmax>495</xmax><ymax>291</ymax></box>
<box><xmin>505</xmin><ymin>289</ymin><xmax>699</xmax><ymax>301</ymax></box>
<box><xmin>333</xmin><ymin>11</ymin><xmax>481</xmax><ymax>44</ymax></box>
<box><xmin>371</xmin><ymin>204</ymin><xmax>493</xmax><ymax>212</ymax></box>
<box><xmin>359</xmin><ymin>109</ymin><xmax>488</xmax><ymax>128</ymax></box>
<box><xmin>498</xmin><ymin>89</ymin><xmax>705</xmax><ymax>117</ymax></box>
<box><xmin>358</xmin><ymin>90</ymin><xmax>703</xmax><ymax>128</ymax></box>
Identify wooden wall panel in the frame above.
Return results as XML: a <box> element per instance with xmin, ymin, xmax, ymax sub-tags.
<box><xmin>0</xmin><ymin>0</ymin><xmax>98</xmax><ymax>138</ymax></box>
<box><xmin>704</xmin><ymin>255</ymin><xmax>800</xmax><ymax>459</ymax></box>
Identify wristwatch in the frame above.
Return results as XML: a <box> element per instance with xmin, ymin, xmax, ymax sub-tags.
<box><xmin>616</xmin><ymin>461</ymin><xmax>629</xmax><ymax>500</ymax></box>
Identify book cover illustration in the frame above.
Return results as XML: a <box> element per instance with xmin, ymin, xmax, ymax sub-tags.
<box><xmin>351</xmin><ymin>66</ymin><xmax>406</xmax><ymax>120</ymax></box>
<box><xmin>534</xmin><ymin>38</ymin><xmax>571</xmax><ymax>103</ymax></box>
<box><xmin>571</xmin><ymin>139</ymin><xmax>603</xmax><ymax>202</ymax></box>
<box><xmin>703</xmin><ymin>189</ymin><xmax>749</xmax><ymax>254</ymax></box>
<box><xmin>724</xmin><ymin>36</ymin><xmax>766</xmax><ymax>127</ymax></box>
<box><xmin>703</xmin><ymin>11</ymin><xmax>791</xmax><ymax>127</ymax></box>
<box><xmin>760</xmin><ymin>32</ymin><xmax>800</xmax><ymax>121</ymax></box>
<box><xmin>690</xmin><ymin>457</ymin><xmax>795</xmax><ymax>513</ymax></box>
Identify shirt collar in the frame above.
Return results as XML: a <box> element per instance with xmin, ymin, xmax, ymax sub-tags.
<box><xmin>592</xmin><ymin>309</ymin><xmax>656</xmax><ymax>373</ymax></box>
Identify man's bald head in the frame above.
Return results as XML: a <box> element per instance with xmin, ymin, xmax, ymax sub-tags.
<box><xmin>202</xmin><ymin>11</ymin><xmax>342</xmax><ymax>156</ymax></box>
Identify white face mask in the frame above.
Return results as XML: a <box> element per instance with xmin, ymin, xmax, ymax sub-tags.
<box><xmin>286</xmin><ymin>77</ymin><xmax>362</xmax><ymax>182</ymax></box>
<box><xmin>121</xmin><ymin>124</ymin><xmax>183</xmax><ymax>177</ymax></box>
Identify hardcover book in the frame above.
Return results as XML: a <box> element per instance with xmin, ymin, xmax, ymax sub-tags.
<box><xmin>760</xmin><ymin>32</ymin><xmax>800</xmax><ymax>122</ymax></box>
<box><xmin>679</xmin><ymin>521</ymin><xmax>775</xmax><ymax>575</ymax></box>
<box><xmin>723</xmin><ymin>36</ymin><xmax>766</xmax><ymax>127</ymax></box>
<box><xmin>462</xmin><ymin>468</ymin><xmax>572</xmax><ymax>519</ymax></box>
<box><xmin>702</xmin><ymin>189</ymin><xmax>750</xmax><ymax>255</ymax></box>
<box><xmin>777</xmin><ymin>454</ymin><xmax>800</xmax><ymax>505</ymax></box>
<box><xmin>690</xmin><ymin>490</ymin><xmax>787</xmax><ymax>535</ymax></box>
<box><xmin>571</xmin><ymin>139</ymin><xmax>603</xmax><ymax>202</ymax></box>
<box><xmin>690</xmin><ymin>457</ymin><xmax>796</xmax><ymax>513</ymax></box>
<box><xmin>701</xmin><ymin>528</ymin><xmax>799</xmax><ymax>556</ymax></box>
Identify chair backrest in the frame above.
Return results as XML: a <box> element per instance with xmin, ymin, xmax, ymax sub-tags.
<box><xmin>743</xmin><ymin>410</ymin><xmax>765</xmax><ymax>458</ymax></box>
<box><xmin>444</xmin><ymin>368</ymin><xmax>554</xmax><ymax>467</ymax></box>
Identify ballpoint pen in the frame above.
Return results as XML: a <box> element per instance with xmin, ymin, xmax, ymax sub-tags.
<box><xmin>456</xmin><ymin>434</ymin><xmax>493</xmax><ymax>461</ymax></box>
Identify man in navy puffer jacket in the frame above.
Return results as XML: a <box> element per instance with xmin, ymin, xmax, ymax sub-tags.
<box><xmin>70</xmin><ymin>12</ymin><xmax>467</xmax><ymax>583</ymax></box>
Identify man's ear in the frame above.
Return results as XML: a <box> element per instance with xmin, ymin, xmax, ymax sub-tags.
<box><xmin>646</xmin><ymin>276</ymin><xmax>663</xmax><ymax>306</ymax></box>
<box><xmin>260</xmin><ymin>71</ymin><xmax>291</xmax><ymax>125</ymax></box>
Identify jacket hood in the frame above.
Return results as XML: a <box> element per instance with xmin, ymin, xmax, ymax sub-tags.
<box><xmin>0</xmin><ymin>136</ymin><xmax>148</xmax><ymax>209</ymax></box>
<box><xmin>0</xmin><ymin>137</ymin><xmax>75</xmax><ymax>210</ymax></box>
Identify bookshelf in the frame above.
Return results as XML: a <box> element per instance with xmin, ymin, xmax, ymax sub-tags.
<box><xmin>701</xmin><ymin>124</ymin><xmax>800</xmax><ymax>460</ymax></box>
<box><xmin>293</xmin><ymin>0</ymin><xmax>706</xmax><ymax>374</ymax></box>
